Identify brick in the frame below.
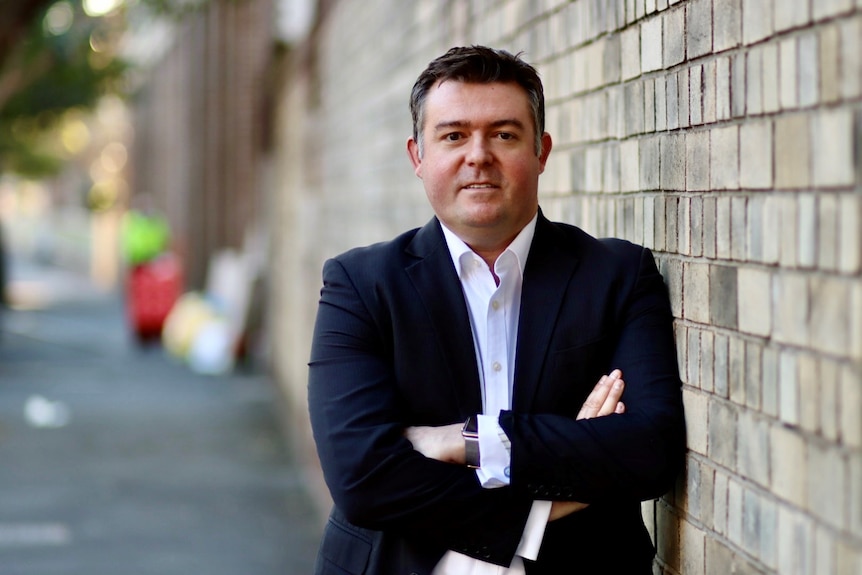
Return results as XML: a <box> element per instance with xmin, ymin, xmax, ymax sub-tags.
<box><xmin>746</xmin><ymin>47</ymin><xmax>763</xmax><ymax>116</ymax></box>
<box><xmin>683</xmin><ymin>389</ymin><xmax>708</xmax><ymax>454</ymax></box>
<box><xmin>812</xmin><ymin>108</ymin><xmax>855</xmax><ymax>188</ymax></box>
<box><xmin>706</xmin><ymin>537</ymin><xmax>734</xmax><ymax>575</ymax></box>
<box><xmin>737</xmin><ymin>267</ymin><xmax>771</xmax><ymax>336</ymax></box>
<box><xmin>644</xmin><ymin>79</ymin><xmax>656</xmax><ymax>132</ymax></box>
<box><xmin>716</xmin><ymin>196</ymin><xmax>732</xmax><ymax>259</ymax></box>
<box><xmin>625</xmin><ymin>81</ymin><xmax>645</xmax><ymax>136</ymax></box>
<box><xmin>741</xmin><ymin>488</ymin><xmax>762</xmax><ymax>557</ymax></box>
<box><xmin>679</xmin><ymin>196</ymin><xmax>692</xmax><ymax>255</ymax></box>
<box><xmin>655</xmin><ymin>76</ymin><xmax>667</xmax><ymax>131</ymax></box>
<box><xmin>654</xmin><ymin>196</ymin><xmax>667</xmax><ymax>251</ymax></box>
<box><xmin>762</xmin><ymin>43</ymin><xmax>779</xmax><ymax>113</ymax></box>
<box><xmin>815</xmin><ymin>526</ymin><xmax>837</xmax><ymax>575</ymax></box>
<box><xmin>716</xmin><ymin>56</ymin><xmax>732</xmax><ymax>120</ymax></box>
<box><xmin>641</xmin><ymin>16</ymin><xmax>663</xmax><ymax>72</ymax></box>
<box><xmin>839</xmin><ymin>18</ymin><xmax>861</xmax><ymax>99</ymax></box>
<box><xmin>699</xmin><ymin>329</ymin><xmax>714</xmax><ymax>392</ymax></box>
<box><xmin>676</xmin><ymin>323</ymin><xmax>688</xmax><ymax>381</ymax></box>
<box><xmin>684</xmin><ymin>261</ymin><xmax>710</xmax><ymax>323</ymax></box>
<box><xmin>779</xmin><ymin>37</ymin><xmax>798</xmax><ymax>109</ymax></box>
<box><xmin>710</xmin><ymin>125</ymin><xmax>739</xmax><ymax>190</ymax></box>
<box><xmin>759</xmin><ymin>496</ymin><xmax>778</xmax><ymax>569</ymax></box>
<box><xmin>820</xmin><ymin>25</ymin><xmax>841</xmax><ymax>104</ymax></box>
<box><xmin>840</xmin><ymin>194</ymin><xmax>862</xmax><ymax>274</ymax></box>
<box><xmin>656</xmin><ymin>501</ymin><xmax>681</xmax><ymax>572</ymax></box>
<box><xmin>778</xmin><ymin>506</ymin><xmax>814</xmax><ymax>575</ymax></box>
<box><xmin>710</xmin><ymin>264</ymin><xmax>737</xmax><ymax>328</ymax></box>
<box><xmin>742</xmin><ymin>0</ymin><xmax>773</xmax><ymax>45</ymax></box>
<box><xmin>607</xmin><ymin>85</ymin><xmax>624</xmax><ymax>140</ymax></box>
<box><xmin>819</xmin><ymin>358</ymin><xmax>840</xmax><ymax>442</ymax></box>
<box><xmin>779</xmin><ymin>350</ymin><xmax>800</xmax><ymax>425</ymax></box>
<box><xmin>807</xmin><ymin>443</ymin><xmax>846</xmax><ymax>530</ymax></box>
<box><xmin>639</xmin><ymin>136</ymin><xmax>660</xmax><ymax>190</ymax></box>
<box><xmin>643</xmin><ymin>195</ymin><xmax>655</xmax><ymax>248</ymax></box>
<box><xmin>852</xmin><ymin>282</ymin><xmax>862</xmax><ymax>362</ymax></box>
<box><xmin>703</xmin><ymin>196</ymin><xmax>717</xmax><ymax>258</ymax></box>
<box><xmin>664</xmin><ymin>256</ymin><xmax>682</xmax><ymax>317</ymax></box>
<box><xmin>691</xmin><ymin>195</ymin><xmax>703</xmax><ymax>256</ymax></box>
<box><xmin>818</xmin><ymin>193</ymin><xmax>839</xmax><ymax>270</ymax></box>
<box><xmin>729</xmin><ymin>335</ymin><xmax>746</xmax><ymax>405</ymax></box>
<box><xmin>798</xmin><ymin>193</ymin><xmax>817</xmax><ymax>267</ymax></box>
<box><xmin>714</xmin><ymin>0</ymin><xmax>741</xmax><ymax>52</ymax></box>
<box><xmin>680</xmin><ymin>519</ymin><xmax>705</xmax><ymax>575</ymax></box>
<box><xmin>713</xmin><ymin>470</ymin><xmax>729</xmax><ymax>535</ymax></box>
<box><xmin>812</xmin><ymin>0</ymin><xmax>854</xmax><ymax>20</ymax></box>
<box><xmin>798</xmin><ymin>353</ymin><xmax>819</xmax><ymax>433</ymax></box>
<box><xmin>678</xmin><ymin>69</ymin><xmax>690</xmax><ymax>128</ymax></box>
<box><xmin>798</xmin><ymin>33</ymin><xmax>819</xmax><ymax>107</ymax></box>
<box><xmin>702</xmin><ymin>59</ymin><xmax>717</xmax><ymax>123</ymax></box>
<box><xmin>774</xmin><ymin>0</ymin><xmax>809</xmax><ymax>32</ymax></box>
<box><xmin>730</xmin><ymin>196</ymin><xmax>747</xmax><ymax>261</ymax></box>
<box><xmin>727</xmin><ymin>478</ymin><xmax>743</xmax><ymax>545</ymax></box>
<box><xmin>715</xmin><ymin>332</ymin><xmax>729</xmax><ymax>397</ymax></box>
<box><xmin>667</xmin><ymin>72</ymin><xmax>680</xmax><ymax>130</ymax></box>
<box><xmin>739</xmin><ymin>120</ymin><xmax>773</xmax><ymax>189</ymax></box>
<box><xmin>810</xmin><ymin>275</ymin><xmax>851</xmax><ymax>357</ymax></box>
<box><xmin>660</xmin><ymin>133</ymin><xmax>686</xmax><ymax>190</ymax></box>
<box><xmin>770</xmin><ymin>423</ymin><xmax>807</xmax><ymax>506</ymax></box>
<box><xmin>773</xmin><ymin>272</ymin><xmax>809</xmax><ymax>347</ymax></box>
<box><xmin>762</xmin><ymin>346</ymin><xmax>779</xmax><ymax>417</ymax></box>
<box><xmin>690</xmin><ymin>65</ymin><xmax>703</xmax><ymax>125</ymax></box>
<box><xmin>851</xmin><ymin>449</ymin><xmax>862</xmax><ymax>537</ymax></box>
<box><xmin>731</xmin><ymin>53</ymin><xmax>746</xmax><ymax>117</ymax></box>
<box><xmin>774</xmin><ymin>114</ymin><xmax>810</xmax><ymax>188</ymax></box>
<box><xmin>746</xmin><ymin>195</ymin><xmax>765</xmax><ymax>261</ymax></box>
<box><xmin>620</xmin><ymin>138</ymin><xmax>640</xmax><ymax>192</ymax></box>
<box><xmin>709</xmin><ymin>398</ymin><xmax>737</xmax><ymax>468</ymax></box>
<box><xmin>604</xmin><ymin>142</ymin><xmax>620</xmax><ymax>192</ymax></box>
<box><xmin>837</xmin><ymin>540</ymin><xmax>862</xmax><ymax>575</ymax></box>
<box><xmin>762</xmin><ymin>196</ymin><xmax>780</xmax><ymax>264</ymax></box>
<box><xmin>738</xmin><ymin>410</ymin><xmax>769</xmax><ymax>486</ymax></box>
<box><xmin>686</xmin><ymin>0</ymin><xmax>712</xmax><ymax>59</ymax></box>
<box><xmin>686</xmin><ymin>130</ymin><xmax>710</xmax><ymax>191</ymax></box>
<box><xmin>663</xmin><ymin>6</ymin><xmax>686</xmax><ymax>67</ymax></box>
<box><xmin>621</xmin><ymin>25</ymin><xmax>641</xmax><ymax>80</ymax></box>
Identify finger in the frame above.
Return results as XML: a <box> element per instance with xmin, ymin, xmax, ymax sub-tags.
<box><xmin>615</xmin><ymin>401</ymin><xmax>625</xmax><ymax>414</ymax></box>
<box><xmin>596</xmin><ymin>373</ymin><xmax>625</xmax><ymax>417</ymax></box>
<box><xmin>576</xmin><ymin>375</ymin><xmax>612</xmax><ymax>420</ymax></box>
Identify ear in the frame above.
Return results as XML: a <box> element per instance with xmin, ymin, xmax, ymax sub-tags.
<box><xmin>537</xmin><ymin>132</ymin><xmax>553</xmax><ymax>173</ymax></box>
<box><xmin>407</xmin><ymin>137</ymin><xmax>423</xmax><ymax>177</ymax></box>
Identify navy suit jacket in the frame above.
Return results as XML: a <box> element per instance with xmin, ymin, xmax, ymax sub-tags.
<box><xmin>308</xmin><ymin>212</ymin><xmax>685</xmax><ymax>574</ymax></box>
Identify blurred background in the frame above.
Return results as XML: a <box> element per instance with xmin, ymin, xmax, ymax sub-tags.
<box><xmin>1</xmin><ymin>1</ymin><xmax>861</xmax><ymax>574</ymax></box>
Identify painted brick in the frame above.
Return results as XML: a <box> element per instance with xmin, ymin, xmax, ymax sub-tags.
<box><xmin>655</xmin><ymin>76</ymin><xmax>667</xmax><ymax>131</ymax></box>
<box><xmin>730</xmin><ymin>196</ymin><xmax>747</xmax><ymax>261</ymax></box>
<box><xmin>852</xmin><ymin>282</ymin><xmax>862</xmax><ymax>362</ymax></box>
<box><xmin>639</xmin><ymin>136</ymin><xmax>660</xmax><ymax>190</ymax></box>
<box><xmin>818</xmin><ymin>193</ymin><xmax>839</xmax><ymax>270</ymax></box>
<box><xmin>761</xmin><ymin>346</ymin><xmax>779</xmax><ymax>417</ymax></box>
<box><xmin>815</xmin><ymin>526</ymin><xmax>837</xmax><ymax>575</ymax></box>
<box><xmin>686</xmin><ymin>0</ymin><xmax>712</xmax><ymax>59</ymax></box>
<box><xmin>604</xmin><ymin>142</ymin><xmax>621</xmax><ymax>192</ymax></box>
<box><xmin>738</xmin><ymin>410</ymin><xmax>769</xmax><ymax>486</ymax></box>
<box><xmin>644</xmin><ymin>79</ymin><xmax>656</xmax><ymax>133</ymax></box>
<box><xmin>678</xmin><ymin>69</ymin><xmax>690</xmax><ymax>128</ymax></box>
<box><xmin>727</xmin><ymin>478</ymin><xmax>743</xmax><ymax>546</ymax></box>
<box><xmin>683</xmin><ymin>389</ymin><xmax>708</xmax><ymax>454</ymax></box>
<box><xmin>737</xmin><ymin>267</ymin><xmax>771</xmax><ymax>336</ymax></box>
<box><xmin>774</xmin><ymin>114</ymin><xmax>811</xmax><ymax>188</ymax></box>
<box><xmin>654</xmin><ymin>196</ymin><xmax>667</xmax><ymax>251</ymax></box>
<box><xmin>690</xmin><ymin>65</ymin><xmax>704</xmax><ymax>125</ymax></box>
<box><xmin>713</xmin><ymin>470</ymin><xmax>729</xmax><ymax>536</ymax></box>
<box><xmin>664</xmin><ymin>255</ymin><xmax>683</xmax><ymax>317</ymax></box>
<box><xmin>641</xmin><ymin>16</ymin><xmax>663</xmax><ymax>72</ymax></box>
<box><xmin>770</xmin><ymin>423</ymin><xmax>807</xmax><ymax>506</ymax></box>
<box><xmin>837</xmin><ymin>540</ymin><xmax>862</xmax><ymax>575</ymax></box>
<box><xmin>820</xmin><ymin>24</ymin><xmax>841</xmax><ymax>104</ymax></box>
<box><xmin>691</xmin><ymin>195</ymin><xmax>703</xmax><ymax>256</ymax></box>
<box><xmin>798</xmin><ymin>352</ymin><xmax>820</xmax><ymax>434</ymax></box>
<box><xmin>716</xmin><ymin>196</ymin><xmax>732</xmax><ymax>259</ymax></box>
<box><xmin>778</xmin><ymin>197</ymin><xmax>799</xmax><ymax>264</ymax></box>
<box><xmin>810</xmin><ymin>275</ymin><xmax>851</xmax><ymax>357</ymax></box>
<box><xmin>762</xmin><ymin>196</ymin><xmax>780</xmax><ymax>264</ymax></box>
<box><xmin>710</xmin><ymin>264</ymin><xmax>737</xmax><ymax>328</ymax></box>
<box><xmin>779</xmin><ymin>350</ymin><xmax>800</xmax><ymax>425</ymax></box>
<box><xmin>812</xmin><ymin>108</ymin><xmax>855</xmax><ymax>187</ymax></box>
<box><xmin>812</xmin><ymin>0</ymin><xmax>855</xmax><ymax>21</ymax></box>
<box><xmin>607</xmin><ymin>85</ymin><xmax>624</xmax><ymax>140</ymax></box>
<box><xmin>798</xmin><ymin>193</ymin><xmax>817</xmax><ymax>268</ymax></box>
<box><xmin>686</xmin><ymin>130</ymin><xmax>710</xmax><ymax>191</ymax></box>
<box><xmin>702</xmin><ymin>59</ymin><xmax>717</xmax><ymax>123</ymax></box>
<box><xmin>705</xmin><ymin>537</ymin><xmax>735</xmax><ymax>575</ymax></box>
<box><xmin>620</xmin><ymin>138</ymin><xmax>640</xmax><ymax>192</ymax></box>
<box><xmin>741</xmin><ymin>488</ymin><xmax>762</xmax><ymax>558</ymax></box>
<box><xmin>773</xmin><ymin>272</ymin><xmax>810</xmax><ymax>347</ymax></box>
<box><xmin>584</xmin><ymin>146</ymin><xmax>604</xmax><ymax>193</ymax></box>
<box><xmin>780</xmin><ymin>37</ymin><xmax>799</xmax><ymax>109</ymax></box>
<box><xmin>714</xmin><ymin>0</ymin><xmax>742</xmax><ymax>52</ymax></box>
<box><xmin>840</xmin><ymin>18</ymin><xmax>861</xmax><ymax>99</ymax></box>
<box><xmin>708</xmin><ymin>398</ymin><xmax>737</xmax><ymax>469</ymax></box>
<box><xmin>699</xmin><ymin>329</ymin><xmax>714</xmax><ymax>393</ymax></box>
<box><xmin>759</xmin><ymin>496</ymin><xmax>778</xmax><ymax>569</ymax></box>
<box><xmin>656</xmin><ymin>502</ymin><xmax>681</xmax><ymax>573</ymax></box>
<box><xmin>731</xmin><ymin>53</ymin><xmax>746</xmax><ymax>117</ymax></box>
<box><xmin>762</xmin><ymin>42</ymin><xmax>779</xmax><ymax>113</ymax></box>
<box><xmin>746</xmin><ymin>47</ymin><xmax>763</xmax><ymax>116</ymax></box>
<box><xmin>819</xmin><ymin>358</ymin><xmax>840</xmax><ymax>442</ymax></box>
<box><xmin>684</xmin><ymin>261</ymin><xmax>710</xmax><ymax>323</ymax></box>
<box><xmin>625</xmin><ymin>81</ymin><xmax>645</xmax><ymax>136</ymax></box>
<box><xmin>746</xmin><ymin>195</ymin><xmax>765</xmax><ymax>261</ymax></box>
<box><xmin>667</xmin><ymin>72</ymin><xmax>680</xmax><ymax>130</ymax></box>
<box><xmin>742</xmin><ymin>0</ymin><xmax>774</xmax><ymax>44</ymax></box>
<box><xmin>774</xmin><ymin>0</ymin><xmax>810</xmax><ymax>32</ymax></box>
<box><xmin>851</xmin><ymin>448</ymin><xmax>862</xmax><ymax>537</ymax></box>
<box><xmin>807</xmin><ymin>443</ymin><xmax>846</xmax><ymax>530</ymax></box>
<box><xmin>728</xmin><ymin>335</ymin><xmax>746</xmax><ymax>405</ymax></box>
<box><xmin>643</xmin><ymin>195</ymin><xmax>655</xmax><ymax>248</ymax></box>
<box><xmin>840</xmin><ymin>194</ymin><xmax>862</xmax><ymax>274</ymax></box>
<box><xmin>687</xmin><ymin>325</ymin><xmax>701</xmax><ymax>384</ymax></box>
<box><xmin>703</xmin><ymin>196</ymin><xmax>717</xmax><ymax>258</ymax></box>
<box><xmin>663</xmin><ymin>6</ymin><xmax>686</xmax><ymax>67</ymax></box>
<box><xmin>739</xmin><ymin>120</ymin><xmax>773</xmax><ymax>189</ymax></box>
<box><xmin>678</xmin><ymin>196</ymin><xmax>692</xmax><ymax>256</ymax></box>
<box><xmin>621</xmin><ymin>25</ymin><xmax>641</xmax><ymax>80</ymax></box>
<box><xmin>798</xmin><ymin>33</ymin><xmax>819</xmax><ymax>107</ymax></box>
<box><xmin>681</xmin><ymin>519</ymin><xmax>706</xmax><ymax>575</ymax></box>
<box><xmin>778</xmin><ymin>507</ymin><xmax>814</xmax><ymax>575</ymax></box>
<box><xmin>716</xmin><ymin>56</ymin><xmax>732</xmax><ymax>120</ymax></box>
<box><xmin>660</xmin><ymin>133</ymin><xmax>686</xmax><ymax>190</ymax></box>
<box><xmin>710</xmin><ymin>125</ymin><xmax>740</xmax><ymax>190</ymax></box>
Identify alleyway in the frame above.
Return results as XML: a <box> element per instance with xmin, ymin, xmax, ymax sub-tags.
<box><xmin>0</xmin><ymin>261</ymin><xmax>320</xmax><ymax>574</ymax></box>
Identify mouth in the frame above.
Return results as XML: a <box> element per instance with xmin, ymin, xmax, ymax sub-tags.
<box><xmin>461</xmin><ymin>183</ymin><xmax>498</xmax><ymax>190</ymax></box>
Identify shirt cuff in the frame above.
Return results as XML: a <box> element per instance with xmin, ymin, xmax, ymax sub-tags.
<box><xmin>515</xmin><ymin>500</ymin><xmax>552</xmax><ymax>561</ymax></box>
<box><xmin>475</xmin><ymin>414</ymin><xmax>510</xmax><ymax>488</ymax></box>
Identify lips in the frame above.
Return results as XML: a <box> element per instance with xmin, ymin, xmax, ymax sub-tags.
<box><xmin>462</xmin><ymin>183</ymin><xmax>498</xmax><ymax>189</ymax></box>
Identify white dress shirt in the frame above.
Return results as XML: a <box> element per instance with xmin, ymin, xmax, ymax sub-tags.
<box><xmin>432</xmin><ymin>214</ymin><xmax>552</xmax><ymax>575</ymax></box>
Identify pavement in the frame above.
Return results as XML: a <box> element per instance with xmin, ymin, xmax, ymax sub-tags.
<box><xmin>0</xmin><ymin>259</ymin><xmax>321</xmax><ymax>574</ymax></box>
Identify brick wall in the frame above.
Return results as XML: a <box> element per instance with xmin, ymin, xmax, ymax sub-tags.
<box><xmin>269</xmin><ymin>0</ymin><xmax>862</xmax><ymax>571</ymax></box>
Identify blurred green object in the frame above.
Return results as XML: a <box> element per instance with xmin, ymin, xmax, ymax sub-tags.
<box><xmin>121</xmin><ymin>210</ymin><xmax>169</xmax><ymax>265</ymax></box>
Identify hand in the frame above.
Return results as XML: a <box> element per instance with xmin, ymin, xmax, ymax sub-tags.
<box><xmin>404</xmin><ymin>422</ymin><xmax>464</xmax><ymax>464</ymax></box>
<box><xmin>576</xmin><ymin>369</ymin><xmax>625</xmax><ymax>420</ymax></box>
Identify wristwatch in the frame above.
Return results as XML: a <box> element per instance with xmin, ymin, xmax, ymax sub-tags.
<box><xmin>461</xmin><ymin>415</ymin><xmax>480</xmax><ymax>469</ymax></box>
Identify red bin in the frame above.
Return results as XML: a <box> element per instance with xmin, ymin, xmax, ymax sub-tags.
<box><xmin>126</xmin><ymin>253</ymin><xmax>183</xmax><ymax>341</ymax></box>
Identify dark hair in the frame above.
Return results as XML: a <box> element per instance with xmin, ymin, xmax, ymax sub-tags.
<box><xmin>410</xmin><ymin>45</ymin><xmax>545</xmax><ymax>156</ymax></box>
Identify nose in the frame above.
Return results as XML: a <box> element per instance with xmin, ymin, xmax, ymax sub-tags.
<box><xmin>465</xmin><ymin>137</ymin><xmax>492</xmax><ymax>165</ymax></box>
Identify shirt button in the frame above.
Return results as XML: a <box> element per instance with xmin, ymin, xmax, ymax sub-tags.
<box><xmin>491</xmin><ymin>300</ymin><xmax>500</xmax><ymax>310</ymax></box>
<box><xmin>492</xmin><ymin>361</ymin><xmax>502</xmax><ymax>372</ymax></box>
<box><xmin>504</xmin><ymin>466</ymin><xmax>511</xmax><ymax>477</ymax></box>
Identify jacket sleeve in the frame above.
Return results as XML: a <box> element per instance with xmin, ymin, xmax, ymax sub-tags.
<box><xmin>500</xmin><ymin>246</ymin><xmax>686</xmax><ymax>504</ymax></box>
<box><xmin>307</xmin><ymin>257</ymin><xmax>532</xmax><ymax>566</ymax></box>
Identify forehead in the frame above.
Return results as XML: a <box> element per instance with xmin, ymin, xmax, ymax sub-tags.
<box><xmin>423</xmin><ymin>80</ymin><xmax>533</xmax><ymax>127</ymax></box>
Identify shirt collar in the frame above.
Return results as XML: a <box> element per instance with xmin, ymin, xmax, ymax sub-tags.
<box><xmin>440</xmin><ymin>212</ymin><xmax>538</xmax><ymax>277</ymax></box>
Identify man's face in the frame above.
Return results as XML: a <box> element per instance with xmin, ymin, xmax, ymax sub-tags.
<box><xmin>407</xmin><ymin>80</ymin><xmax>552</xmax><ymax>252</ymax></box>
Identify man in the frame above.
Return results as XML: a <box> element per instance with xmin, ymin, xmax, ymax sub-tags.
<box><xmin>308</xmin><ymin>46</ymin><xmax>685</xmax><ymax>574</ymax></box>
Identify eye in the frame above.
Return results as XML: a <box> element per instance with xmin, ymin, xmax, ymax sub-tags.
<box><xmin>444</xmin><ymin>132</ymin><xmax>463</xmax><ymax>142</ymax></box>
<box><xmin>497</xmin><ymin>132</ymin><xmax>515</xmax><ymax>141</ymax></box>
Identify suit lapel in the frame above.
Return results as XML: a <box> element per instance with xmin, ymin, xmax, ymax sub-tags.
<box><xmin>513</xmin><ymin>214</ymin><xmax>582</xmax><ymax>412</ymax></box>
<box><xmin>404</xmin><ymin>218</ymin><xmax>483</xmax><ymax>417</ymax></box>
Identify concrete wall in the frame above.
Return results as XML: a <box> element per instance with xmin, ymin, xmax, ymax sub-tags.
<box><xmin>269</xmin><ymin>1</ymin><xmax>862</xmax><ymax>572</ymax></box>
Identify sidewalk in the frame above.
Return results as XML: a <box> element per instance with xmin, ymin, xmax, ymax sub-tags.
<box><xmin>0</xmin><ymin>261</ymin><xmax>321</xmax><ymax>574</ymax></box>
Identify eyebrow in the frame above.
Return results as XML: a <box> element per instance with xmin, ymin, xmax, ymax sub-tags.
<box><xmin>433</xmin><ymin>118</ymin><xmax>527</xmax><ymax>132</ymax></box>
